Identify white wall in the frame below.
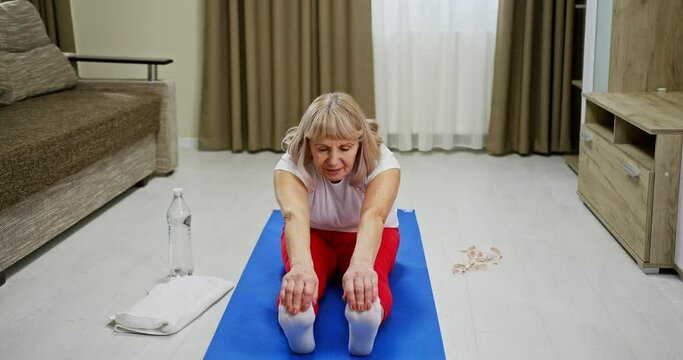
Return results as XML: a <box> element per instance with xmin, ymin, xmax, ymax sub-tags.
<box><xmin>580</xmin><ymin>0</ymin><xmax>597</xmax><ymax>124</ymax></box>
<box><xmin>70</xmin><ymin>0</ymin><xmax>203</xmax><ymax>139</ymax></box>
<box><xmin>592</xmin><ymin>0</ymin><xmax>612</xmax><ymax>92</ymax></box>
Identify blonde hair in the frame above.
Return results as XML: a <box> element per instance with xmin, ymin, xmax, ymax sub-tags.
<box><xmin>282</xmin><ymin>92</ymin><xmax>383</xmax><ymax>189</ymax></box>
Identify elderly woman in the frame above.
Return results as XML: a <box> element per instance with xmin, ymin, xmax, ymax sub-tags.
<box><xmin>274</xmin><ymin>92</ymin><xmax>401</xmax><ymax>355</ymax></box>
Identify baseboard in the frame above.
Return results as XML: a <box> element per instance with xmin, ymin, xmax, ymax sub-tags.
<box><xmin>179</xmin><ymin>137</ymin><xmax>198</xmax><ymax>149</ymax></box>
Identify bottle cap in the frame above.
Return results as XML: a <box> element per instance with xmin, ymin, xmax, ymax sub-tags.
<box><xmin>173</xmin><ymin>187</ymin><xmax>184</xmax><ymax>196</ymax></box>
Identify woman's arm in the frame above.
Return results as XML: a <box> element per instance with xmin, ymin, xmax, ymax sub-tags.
<box><xmin>343</xmin><ymin>169</ymin><xmax>400</xmax><ymax>312</ymax></box>
<box><xmin>274</xmin><ymin>170</ymin><xmax>318</xmax><ymax>314</ymax></box>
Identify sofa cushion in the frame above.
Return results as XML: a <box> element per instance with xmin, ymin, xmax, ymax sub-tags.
<box><xmin>0</xmin><ymin>0</ymin><xmax>77</xmax><ymax>105</ymax></box>
<box><xmin>0</xmin><ymin>85</ymin><xmax>161</xmax><ymax>211</ymax></box>
<box><xmin>0</xmin><ymin>0</ymin><xmax>50</xmax><ymax>52</ymax></box>
<box><xmin>0</xmin><ymin>44</ymin><xmax>79</xmax><ymax>105</ymax></box>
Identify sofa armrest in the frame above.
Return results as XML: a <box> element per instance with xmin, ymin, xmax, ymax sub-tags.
<box><xmin>63</xmin><ymin>53</ymin><xmax>173</xmax><ymax>81</ymax></box>
<box><xmin>75</xmin><ymin>79</ymin><xmax>179</xmax><ymax>173</ymax></box>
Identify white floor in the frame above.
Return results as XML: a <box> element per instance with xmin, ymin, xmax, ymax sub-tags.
<box><xmin>2</xmin><ymin>148</ymin><xmax>683</xmax><ymax>360</ymax></box>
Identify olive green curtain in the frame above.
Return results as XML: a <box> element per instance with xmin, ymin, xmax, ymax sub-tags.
<box><xmin>200</xmin><ymin>0</ymin><xmax>375</xmax><ymax>151</ymax></box>
<box><xmin>487</xmin><ymin>0</ymin><xmax>576</xmax><ymax>155</ymax></box>
<box><xmin>29</xmin><ymin>0</ymin><xmax>76</xmax><ymax>51</ymax></box>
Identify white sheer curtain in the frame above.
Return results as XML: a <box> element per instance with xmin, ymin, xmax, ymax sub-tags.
<box><xmin>372</xmin><ymin>0</ymin><xmax>499</xmax><ymax>151</ymax></box>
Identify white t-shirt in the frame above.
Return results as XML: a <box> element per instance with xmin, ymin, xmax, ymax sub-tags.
<box><xmin>275</xmin><ymin>144</ymin><xmax>400</xmax><ymax>232</ymax></box>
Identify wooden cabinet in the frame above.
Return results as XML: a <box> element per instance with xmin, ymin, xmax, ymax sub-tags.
<box><xmin>579</xmin><ymin>92</ymin><xmax>683</xmax><ymax>271</ymax></box>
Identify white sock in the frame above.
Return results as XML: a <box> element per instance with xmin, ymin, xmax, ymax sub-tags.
<box><xmin>278</xmin><ymin>304</ymin><xmax>316</xmax><ymax>354</ymax></box>
<box><xmin>345</xmin><ymin>299</ymin><xmax>383</xmax><ymax>356</ymax></box>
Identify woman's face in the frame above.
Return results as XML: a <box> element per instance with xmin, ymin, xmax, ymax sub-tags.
<box><xmin>309</xmin><ymin>137</ymin><xmax>359</xmax><ymax>183</ymax></box>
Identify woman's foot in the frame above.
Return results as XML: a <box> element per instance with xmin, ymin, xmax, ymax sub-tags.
<box><xmin>278</xmin><ymin>304</ymin><xmax>316</xmax><ymax>354</ymax></box>
<box><xmin>345</xmin><ymin>299</ymin><xmax>383</xmax><ymax>356</ymax></box>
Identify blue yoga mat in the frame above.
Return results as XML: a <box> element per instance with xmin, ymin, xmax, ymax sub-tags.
<box><xmin>204</xmin><ymin>209</ymin><xmax>445</xmax><ymax>359</ymax></box>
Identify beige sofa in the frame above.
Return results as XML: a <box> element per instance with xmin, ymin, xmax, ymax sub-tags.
<box><xmin>0</xmin><ymin>0</ymin><xmax>178</xmax><ymax>284</ymax></box>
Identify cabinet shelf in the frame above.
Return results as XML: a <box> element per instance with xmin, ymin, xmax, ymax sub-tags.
<box><xmin>614</xmin><ymin>116</ymin><xmax>656</xmax><ymax>169</ymax></box>
<box><xmin>585</xmin><ymin>100</ymin><xmax>615</xmax><ymax>137</ymax></box>
<box><xmin>585</xmin><ymin>122</ymin><xmax>613</xmax><ymax>141</ymax></box>
<box><xmin>615</xmin><ymin>143</ymin><xmax>655</xmax><ymax>170</ymax></box>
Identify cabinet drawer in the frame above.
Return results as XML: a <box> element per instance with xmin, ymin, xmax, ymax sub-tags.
<box><xmin>578</xmin><ymin>126</ymin><xmax>654</xmax><ymax>259</ymax></box>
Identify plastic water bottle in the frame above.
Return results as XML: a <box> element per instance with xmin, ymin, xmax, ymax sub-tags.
<box><xmin>167</xmin><ymin>188</ymin><xmax>193</xmax><ymax>277</ymax></box>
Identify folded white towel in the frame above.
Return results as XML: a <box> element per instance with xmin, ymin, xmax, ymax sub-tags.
<box><xmin>112</xmin><ymin>275</ymin><xmax>235</xmax><ymax>335</ymax></box>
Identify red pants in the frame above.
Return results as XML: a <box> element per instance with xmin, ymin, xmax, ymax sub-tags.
<box><xmin>280</xmin><ymin>227</ymin><xmax>400</xmax><ymax>321</ymax></box>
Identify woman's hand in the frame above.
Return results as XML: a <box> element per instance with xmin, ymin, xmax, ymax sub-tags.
<box><xmin>342</xmin><ymin>260</ymin><xmax>378</xmax><ymax>312</ymax></box>
<box><xmin>280</xmin><ymin>263</ymin><xmax>318</xmax><ymax>314</ymax></box>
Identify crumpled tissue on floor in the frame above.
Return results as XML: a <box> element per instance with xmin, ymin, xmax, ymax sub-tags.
<box><xmin>452</xmin><ymin>246</ymin><xmax>502</xmax><ymax>273</ymax></box>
